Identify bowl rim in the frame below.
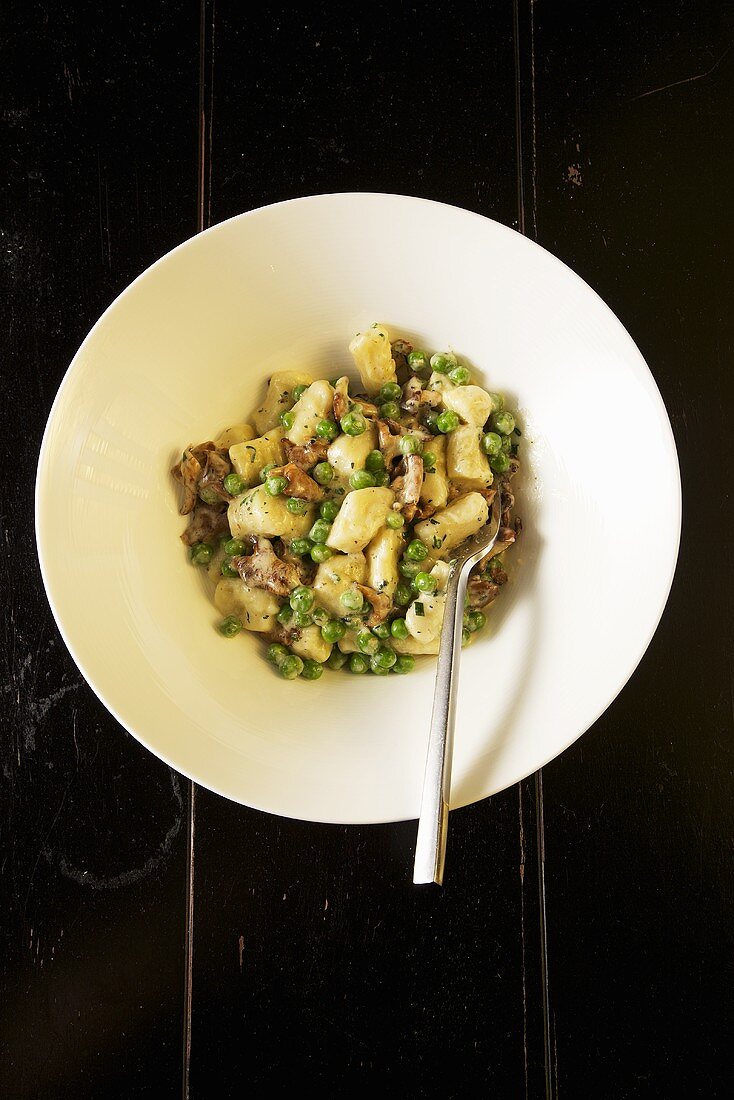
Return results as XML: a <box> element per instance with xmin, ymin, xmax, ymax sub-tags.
<box><xmin>35</xmin><ymin>191</ymin><xmax>682</xmax><ymax>823</ymax></box>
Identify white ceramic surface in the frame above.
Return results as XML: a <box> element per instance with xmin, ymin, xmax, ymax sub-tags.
<box><xmin>35</xmin><ymin>193</ymin><xmax>681</xmax><ymax>824</ymax></box>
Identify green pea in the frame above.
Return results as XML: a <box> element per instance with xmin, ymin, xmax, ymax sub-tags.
<box><xmin>350</xmin><ymin>469</ymin><xmax>375</xmax><ymax>490</ymax></box>
<box><xmin>492</xmin><ymin>410</ymin><xmax>516</xmax><ymax>435</ymax></box>
<box><xmin>386</xmin><ymin>512</ymin><xmax>405</xmax><ymax>530</ymax></box>
<box><xmin>289</xmin><ymin>585</ymin><xmax>315</xmax><ymax>613</ymax></box>
<box><xmin>414</xmin><ymin>571</ymin><xmax>437</xmax><ymax>593</ymax></box>
<box><xmin>218</xmin><ymin>615</ymin><xmax>242</xmax><ymax>638</ymax></box>
<box><xmin>501</xmin><ymin>434</ymin><xmax>512</xmax><ymax>453</ymax></box>
<box><xmin>220</xmin><ymin>558</ymin><xmax>239</xmax><ymax>578</ymax></box>
<box><xmin>481</xmin><ymin>431</ymin><xmax>503</xmax><ymax>456</ymax></box>
<box><xmin>311</xmin><ymin>607</ymin><xmax>330</xmax><ymax>627</ymax></box>
<box><xmin>340</xmin><ymin>588</ymin><xmax>364</xmax><ymax>612</ymax></box>
<box><xmin>267</xmin><ymin>642</ymin><xmax>290</xmax><ymax>665</ymax></box>
<box><xmin>310</xmin><ymin>544</ymin><xmax>332</xmax><ymax>563</ymax></box>
<box><xmin>349</xmin><ymin>653</ymin><xmax>369</xmax><ymax>674</ymax></box>
<box><xmin>430</xmin><ymin>351</ymin><xmax>457</xmax><ymax>374</ymax></box>
<box><xmin>259</xmin><ymin>463</ymin><xmax>276</xmax><ymax>482</ymax></box>
<box><xmin>405</xmin><ymin>539</ymin><xmax>429</xmax><ymax>562</ymax></box>
<box><xmin>365</xmin><ymin>449</ymin><xmax>385</xmax><ymax>473</ymax></box>
<box><xmin>276</xmin><ymin>604</ymin><xmax>294</xmax><ymax>625</ymax></box>
<box><xmin>343</xmin><ymin>614</ymin><xmax>367</xmax><ymax>631</ymax></box>
<box><xmin>436</xmin><ymin>410</ymin><xmax>459</xmax><ymax>433</ymax></box>
<box><xmin>379</xmin><ymin>401</ymin><xmax>400</xmax><ymax>419</ymax></box>
<box><xmin>424</xmin><ymin>409</ymin><xmax>442</xmax><ymax>435</ymax></box>
<box><xmin>321</xmin><ymin>619</ymin><xmax>346</xmax><ymax>644</ymax></box>
<box><xmin>320</xmin><ymin>499</ymin><xmax>340</xmax><ymax>521</ymax></box>
<box><xmin>490</xmin><ymin>451</ymin><xmax>510</xmax><ymax>474</ymax></box>
<box><xmin>300</xmin><ymin>659</ymin><xmax>323</xmax><ymax>681</ymax></box>
<box><xmin>462</xmin><ymin>628</ymin><xmax>472</xmax><ymax>647</ymax></box>
<box><xmin>467</xmin><ymin>610</ymin><xmax>486</xmax><ymax>632</ymax></box>
<box><xmin>280</xmin><ymin>409</ymin><xmax>295</xmax><ymax>430</ymax></box>
<box><xmin>448</xmin><ymin>365</ymin><xmax>470</xmax><ymax>386</ymax></box>
<box><xmin>223</xmin><ymin>472</ymin><xmax>246</xmax><ymax>496</ymax></box>
<box><xmin>313</xmin><ymin>462</ymin><xmax>334</xmax><ymax>485</ymax></box>
<box><xmin>357</xmin><ymin>630</ymin><xmax>379</xmax><ymax>655</ymax></box>
<box><xmin>372</xmin><ymin>470</ymin><xmax>390</xmax><ymax>487</ymax></box>
<box><xmin>290</xmin><ymin>537</ymin><xmax>313</xmax><ymax>556</ymax></box>
<box><xmin>392</xmin><ymin>654</ymin><xmax>415</xmax><ymax>674</ymax></box>
<box><xmin>340</xmin><ymin>410</ymin><xmax>367</xmax><ymax>436</ymax></box>
<box><xmin>294</xmin><ymin>611</ymin><xmax>313</xmax><ymax>627</ymax></box>
<box><xmin>399</xmin><ymin>434</ymin><xmax>422</xmax><ymax>456</ymax></box>
<box><xmin>265</xmin><ymin>475</ymin><xmax>288</xmax><ymax>496</ymax></box>
<box><xmin>280</xmin><ymin>654</ymin><xmax>304</xmax><ymax>679</ymax></box>
<box><xmin>292</xmin><ymin>384</ymin><xmax>309</xmax><ymax>401</ymax></box>
<box><xmin>286</xmin><ymin>496</ymin><xmax>309</xmax><ymax>515</ymax></box>
<box><xmin>326</xmin><ymin>649</ymin><xmax>348</xmax><ymax>670</ymax></box>
<box><xmin>407</xmin><ymin>350</ymin><xmax>429</xmax><ymax>372</ymax></box>
<box><xmin>390</xmin><ymin>618</ymin><xmax>409</xmax><ymax>639</ymax></box>
<box><xmin>372</xmin><ymin>622</ymin><xmax>391</xmax><ymax>640</ymax></box>
<box><xmin>198</xmin><ymin>486</ymin><xmax>221</xmax><ymax>505</ymax></box>
<box><xmin>399</xmin><ymin>559</ymin><xmax>422</xmax><ymax>579</ymax></box>
<box><xmin>223</xmin><ymin>537</ymin><xmax>246</xmax><ymax>556</ymax></box>
<box><xmin>422</xmin><ymin>450</ymin><xmax>437</xmax><ymax>469</ymax></box>
<box><xmin>371</xmin><ymin>665</ymin><xmax>390</xmax><ymax>675</ymax></box>
<box><xmin>309</xmin><ymin>518</ymin><xmax>331</xmax><ymax>544</ymax></box>
<box><xmin>190</xmin><ymin>542</ymin><xmax>214</xmax><ymax>566</ymax></box>
<box><xmin>488</xmin><ymin>392</ymin><xmax>505</xmax><ymax>412</ymax></box>
<box><xmin>394</xmin><ymin>583</ymin><xmax>413</xmax><ymax>606</ymax></box>
<box><xmin>316</xmin><ymin>418</ymin><xmax>339</xmax><ymax>441</ymax></box>
<box><xmin>379</xmin><ymin>382</ymin><xmax>402</xmax><ymax>403</ymax></box>
<box><xmin>371</xmin><ymin>645</ymin><xmax>397</xmax><ymax>671</ymax></box>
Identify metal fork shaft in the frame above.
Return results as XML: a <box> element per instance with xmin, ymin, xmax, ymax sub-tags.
<box><xmin>412</xmin><ymin>561</ymin><xmax>471</xmax><ymax>885</ymax></box>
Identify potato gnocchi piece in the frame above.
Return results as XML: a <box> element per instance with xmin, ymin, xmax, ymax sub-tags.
<box><xmin>327</xmin><ymin>425</ymin><xmax>378</xmax><ymax>489</ymax></box>
<box><xmin>228</xmin><ymin>484</ymin><xmax>315</xmax><ymax>540</ymax></box>
<box><xmin>404</xmin><ymin>562</ymin><xmax>451</xmax><ymax>644</ymax></box>
<box><xmin>214</xmin><ymin>578</ymin><xmax>280</xmax><ymax>632</ymax></box>
<box><xmin>229</xmin><ymin>428</ymin><xmax>285</xmax><ymax>487</ymax></box>
<box><xmin>326</xmin><ymin>487</ymin><xmax>395</xmax><ymax>553</ymax></box>
<box><xmin>288</xmin><ymin>379</ymin><xmax>334</xmax><ymax>445</ymax></box>
<box><xmin>348</xmin><ymin>324</ymin><xmax>397</xmax><ymax>396</ymax></box>
<box><xmin>253</xmin><ymin>371</ymin><xmax>313</xmax><ymax>435</ymax></box>
<box><xmin>290</xmin><ymin>625</ymin><xmax>332</xmax><ymax>663</ymax></box>
<box><xmin>313</xmin><ymin>552</ymin><xmax>367</xmax><ymax>617</ymax></box>
<box><xmin>391</xmin><ymin>633</ymin><xmax>441</xmax><ymax>656</ymax></box>
<box><xmin>419</xmin><ymin>435</ymin><xmax>449</xmax><ymax>512</ymax></box>
<box><xmin>214</xmin><ymin>424</ymin><xmax>255</xmax><ymax>449</ymax></box>
<box><xmin>414</xmin><ymin>492</ymin><xmax>489</xmax><ymax>558</ymax></box>
<box><xmin>446</xmin><ymin>425</ymin><xmax>493</xmax><ymax>491</ymax></box>
<box><xmin>430</xmin><ymin>373</ymin><xmax>496</xmax><ymax>427</ymax></box>
<box><xmin>365</xmin><ymin>526</ymin><xmax>403</xmax><ymax>599</ymax></box>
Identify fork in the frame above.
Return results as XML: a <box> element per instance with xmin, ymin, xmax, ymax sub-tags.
<box><xmin>413</xmin><ymin>492</ymin><xmax>503</xmax><ymax>885</ymax></box>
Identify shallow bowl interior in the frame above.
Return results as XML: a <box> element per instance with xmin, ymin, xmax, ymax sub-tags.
<box><xmin>36</xmin><ymin>193</ymin><xmax>680</xmax><ymax>823</ymax></box>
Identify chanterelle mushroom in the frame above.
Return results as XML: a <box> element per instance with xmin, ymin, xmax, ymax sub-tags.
<box><xmin>232</xmin><ymin>537</ymin><xmax>300</xmax><ymax>597</ymax></box>
<box><xmin>355</xmin><ymin>583</ymin><xmax>392</xmax><ymax>627</ymax></box>
<box><xmin>282</xmin><ymin>438</ymin><xmax>330</xmax><ymax>471</ymax></box>
<box><xmin>267</xmin><ymin>462</ymin><xmax>323</xmax><ymax>501</ymax></box>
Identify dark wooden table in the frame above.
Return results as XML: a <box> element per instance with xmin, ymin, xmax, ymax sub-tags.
<box><xmin>3</xmin><ymin>2</ymin><xmax>733</xmax><ymax>1096</ymax></box>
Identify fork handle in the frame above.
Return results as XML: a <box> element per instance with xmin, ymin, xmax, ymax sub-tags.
<box><xmin>413</xmin><ymin>562</ymin><xmax>469</xmax><ymax>885</ymax></box>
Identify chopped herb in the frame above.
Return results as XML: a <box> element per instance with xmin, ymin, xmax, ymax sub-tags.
<box><xmin>246</xmin><ymin>445</ymin><xmax>256</xmax><ymax>462</ymax></box>
<box><xmin>432</xmin><ymin>535</ymin><xmax>443</xmax><ymax>549</ymax></box>
<box><xmin>414</xmin><ymin>602</ymin><xmax>425</xmax><ymax>616</ymax></box>
<box><xmin>429</xmin><ymin>518</ymin><xmax>438</xmax><ymax>525</ymax></box>
<box><xmin>513</xmin><ymin>426</ymin><xmax>522</xmax><ymax>436</ymax></box>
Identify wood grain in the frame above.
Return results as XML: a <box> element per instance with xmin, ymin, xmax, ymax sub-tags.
<box><xmin>0</xmin><ymin>3</ymin><xmax>197</xmax><ymax>1096</ymax></box>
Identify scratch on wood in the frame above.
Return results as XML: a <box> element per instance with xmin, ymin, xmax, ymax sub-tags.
<box><xmin>519</xmin><ymin>783</ymin><xmax>529</xmax><ymax>1097</ymax></box>
<box><xmin>631</xmin><ymin>42</ymin><xmax>732</xmax><ymax>101</ymax></box>
<box><xmin>238</xmin><ymin>934</ymin><xmax>245</xmax><ymax>973</ymax></box>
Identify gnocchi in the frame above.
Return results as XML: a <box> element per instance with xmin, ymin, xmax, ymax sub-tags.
<box><xmin>172</xmin><ymin>326</ymin><xmax>521</xmax><ymax>680</ymax></box>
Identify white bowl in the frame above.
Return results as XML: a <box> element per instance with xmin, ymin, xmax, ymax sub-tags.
<box><xmin>36</xmin><ymin>193</ymin><xmax>681</xmax><ymax>824</ymax></box>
